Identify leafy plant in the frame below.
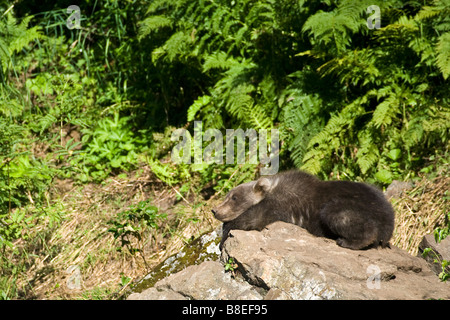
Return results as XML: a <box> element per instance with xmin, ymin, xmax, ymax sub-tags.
<box><xmin>297</xmin><ymin>0</ymin><xmax>450</xmax><ymax>182</ymax></box>
<box><xmin>422</xmin><ymin>247</ymin><xmax>449</xmax><ymax>282</ymax></box>
<box><xmin>224</xmin><ymin>257</ymin><xmax>239</xmax><ymax>277</ymax></box>
<box><xmin>0</xmin><ymin>119</ymin><xmax>54</xmax><ymax>215</ymax></box>
<box><xmin>139</xmin><ymin>0</ymin><xmax>449</xmax><ymax>184</ymax></box>
<box><xmin>0</xmin><ymin>13</ymin><xmax>43</xmax><ymax>84</ymax></box>
<box><xmin>1</xmin><ymin>0</ymin><xmax>449</xmax><ymax>300</ymax></box>
<box><xmin>434</xmin><ymin>211</ymin><xmax>450</xmax><ymax>244</ymax></box>
<box><xmin>107</xmin><ymin>200</ymin><xmax>167</xmax><ymax>261</ymax></box>
<box><xmin>76</xmin><ymin>113</ymin><xmax>149</xmax><ymax>182</ymax></box>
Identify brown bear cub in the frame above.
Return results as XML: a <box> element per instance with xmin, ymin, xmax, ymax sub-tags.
<box><xmin>212</xmin><ymin>170</ymin><xmax>395</xmax><ymax>250</ymax></box>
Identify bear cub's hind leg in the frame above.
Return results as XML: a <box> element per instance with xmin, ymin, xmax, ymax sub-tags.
<box><xmin>320</xmin><ymin>207</ymin><xmax>378</xmax><ymax>250</ymax></box>
<box><xmin>335</xmin><ymin>234</ymin><xmax>377</xmax><ymax>250</ymax></box>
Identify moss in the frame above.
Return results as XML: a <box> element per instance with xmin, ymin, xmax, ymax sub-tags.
<box><xmin>124</xmin><ymin>228</ymin><xmax>222</xmax><ymax>296</ymax></box>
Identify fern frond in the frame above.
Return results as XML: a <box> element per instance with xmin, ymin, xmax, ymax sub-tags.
<box><xmin>403</xmin><ymin>114</ymin><xmax>425</xmax><ymax>148</ymax></box>
<box><xmin>436</xmin><ymin>32</ymin><xmax>450</xmax><ymax>79</ymax></box>
<box><xmin>212</xmin><ymin>58</ymin><xmax>257</xmax><ymax>121</ymax></box>
<box><xmin>370</xmin><ymin>94</ymin><xmax>399</xmax><ymax>128</ymax></box>
<box><xmin>138</xmin><ymin>15</ymin><xmax>173</xmax><ymax>39</ymax></box>
<box><xmin>403</xmin><ymin>104</ymin><xmax>450</xmax><ymax>149</ymax></box>
<box><xmin>302</xmin><ymin>0</ymin><xmax>370</xmax><ymax>52</ymax></box>
<box><xmin>38</xmin><ymin>113</ymin><xmax>58</xmax><ymax>134</ymax></box>
<box><xmin>281</xmin><ymin>93</ymin><xmax>324</xmax><ymax>168</ymax></box>
<box><xmin>317</xmin><ymin>48</ymin><xmax>380</xmax><ymax>86</ymax></box>
<box><xmin>247</xmin><ymin>104</ymin><xmax>272</xmax><ymax>130</ymax></box>
<box><xmin>225</xmin><ymin>83</ymin><xmax>254</xmax><ymax>120</ymax></box>
<box><xmin>301</xmin><ymin>97</ymin><xmax>365</xmax><ymax>174</ymax></box>
<box><xmin>0</xmin><ymin>14</ymin><xmax>43</xmax><ymax>74</ymax></box>
<box><xmin>187</xmin><ymin>95</ymin><xmax>211</xmax><ymax>121</ymax></box>
<box><xmin>422</xmin><ymin>105</ymin><xmax>450</xmax><ymax>133</ymax></box>
<box><xmin>356</xmin><ymin>130</ymin><xmax>380</xmax><ymax>174</ymax></box>
<box><xmin>415</xmin><ymin>0</ymin><xmax>450</xmax><ymax>23</ymax></box>
<box><xmin>202</xmin><ymin>51</ymin><xmax>238</xmax><ymax>71</ymax></box>
<box><xmin>147</xmin><ymin>158</ymin><xmax>180</xmax><ymax>186</ymax></box>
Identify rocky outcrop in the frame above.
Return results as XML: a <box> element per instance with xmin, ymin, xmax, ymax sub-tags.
<box><xmin>384</xmin><ymin>180</ymin><xmax>413</xmax><ymax>199</ymax></box>
<box><xmin>127</xmin><ymin>222</ymin><xmax>449</xmax><ymax>300</ymax></box>
<box><xmin>127</xmin><ymin>261</ymin><xmax>263</xmax><ymax>300</ymax></box>
<box><xmin>222</xmin><ymin>222</ymin><xmax>449</xmax><ymax>299</ymax></box>
<box><xmin>418</xmin><ymin>233</ymin><xmax>450</xmax><ymax>279</ymax></box>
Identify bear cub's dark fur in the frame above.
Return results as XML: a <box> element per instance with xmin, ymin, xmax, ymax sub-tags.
<box><xmin>212</xmin><ymin>170</ymin><xmax>395</xmax><ymax>250</ymax></box>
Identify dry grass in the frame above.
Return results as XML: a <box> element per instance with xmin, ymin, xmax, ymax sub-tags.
<box><xmin>14</xmin><ymin>165</ymin><xmax>220</xmax><ymax>299</ymax></box>
<box><xmin>392</xmin><ymin>169</ymin><xmax>449</xmax><ymax>256</ymax></box>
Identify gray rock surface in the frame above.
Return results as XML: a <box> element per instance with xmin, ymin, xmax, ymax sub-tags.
<box><xmin>222</xmin><ymin>222</ymin><xmax>449</xmax><ymax>300</ymax></box>
<box><xmin>127</xmin><ymin>260</ymin><xmax>263</xmax><ymax>300</ymax></box>
<box><xmin>418</xmin><ymin>233</ymin><xmax>450</xmax><ymax>278</ymax></box>
<box><xmin>384</xmin><ymin>180</ymin><xmax>413</xmax><ymax>199</ymax></box>
<box><xmin>128</xmin><ymin>222</ymin><xmax>450</xmax><ymax>300</ymax></box>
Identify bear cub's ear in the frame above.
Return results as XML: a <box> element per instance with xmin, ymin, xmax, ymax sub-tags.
<box><xmin>252</xmin><ymin>177</ymin><xmax>278</xmax><ymax>204</ymax></box>
<box><xmin>253</xmin><ymin>177</ymin><xmax>272</xmax><ymax>195</ymax></box>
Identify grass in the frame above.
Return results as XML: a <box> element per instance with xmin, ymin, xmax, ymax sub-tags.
<box><xmin>392</xmin><ymin>164</ymin><xmax>449</xmax><ymax>256</ymax></box>
<box><xmin>3</xmin><ymin>164</ymin><xmax>220</xmax><ymax>299</ymax></box>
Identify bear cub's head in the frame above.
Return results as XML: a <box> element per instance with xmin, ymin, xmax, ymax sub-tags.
<box><xmin>212</xmin><ymin>177</ymin><xmax>278</xmax><ymax>222</ymax></box>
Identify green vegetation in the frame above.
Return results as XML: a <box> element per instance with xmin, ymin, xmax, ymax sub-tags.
<box><xmin>107</xmin><ymin>200</ymin><xmax>167</xmax><ymax>260</ymax></box>
<box><xmin>224</xmin><ymin>257</ymin><xmax>239</xmax><ymax>277</ymax></box>
<box><xmin>422</xmin><ymin>246</ymin><xmax>450</xmax><ymax>282</ymax></box>
<box><xmin>0</xmin><ymin>0</ymin><xmax>448</xmax><ymax>299</ymax></box>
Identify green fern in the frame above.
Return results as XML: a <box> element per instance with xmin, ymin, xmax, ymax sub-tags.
<box><xmin>202</xmin><ymin>51</ymin><xmax>238</xmax><ymax>72</ymax></box>
<box><xmin>187</xmin><ymin>95</ymin><xmax>212</xmax><ymax>122</ymax></box>
<box><xmin>301</xmin><ymin>102</ymin><xmax>363</xmax><ymax>175</ymax></box>
<box><xmin>280</xmin><ymin>91</ymin><xmax>324</xmax><ymax>168</ymax></box>
<box><xmin>139</xmin><ymin>0</ymin><xmax>449</xmax><ymax>181</ymax></box>
<box><xmin>317</xmin><ymin>48</ymin><xmax>380</xmax><ymax>87</ymax></box>
<box><xmin>138</xmin><ymin>15</ymin><xmax>173</xmax><ymax>39</ymax></box>
<box><xmin>157</xmin><ymin>30</ymin><xmax>193</xmax><ymax>62</ymax></box>
<box><xmin>302</xmin><ymin>0</ymin><xmax>370</xmax><ymax>53</ymax></box>
<box><xmin>300</xmin><ymin>88</ymin><xmax>381</xmax><ymax>175</ymax></box>
<box><xmin>436</xmin><ymin>32</ymin><xmax>450</xmax><ymax>79</ymax></box>
<box><xmin>409</xmin><ymin>0</ymin><xmax>450</xmax><ymax>78</ymax></box>
<box><xmin>369</xmin><ymin>93</ymin><xmax>399</xmax><ymax>128</ymax></box>
<box><xmin>0</xmin><ymin>13</ymin><xmax>42</xmax><ymax>79</ymax></box>
<box><xmin>415</xmin><ymin>0</ymin><xmax>450</xmax><ymax>22</ymax></box>
<box><xmin>147</xmin><ymin>158</ymin><xmax>181</xmax><ymax>186</ymax></box>
<box><xmin>356</xmin><ymin>129</ymin><xmax>380</xmax><ymax>175</ymax></box>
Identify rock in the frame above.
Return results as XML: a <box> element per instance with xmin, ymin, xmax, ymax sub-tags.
<box><xmin>127</xmin><ymin>222</ymin><xmax>449</xmax><ymax>300</ymax></box>
<box><xmin>127</xmin><ymin>261</ymin><xmax>263</xmax><ymax>300</ymax></box>
<box><xmin>128</xmin><ymin>228</ymin><xmax>222</xmax><ymax>294</ymax></box>
<box><xmin>385</xmin><ymin>180</ymin><xmax>413</xmax><ymax>199</ymax></box>
<box><xmin>418</xmin><ymin>234</ymin><xmax>450</xmax><ymax>278</ymax></box>
<box><xmin>222</xmin><ymin>222</ymin><xmax>449</xmax><ymax>300</ymax></box>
